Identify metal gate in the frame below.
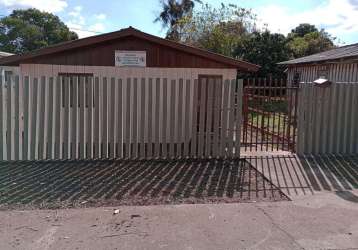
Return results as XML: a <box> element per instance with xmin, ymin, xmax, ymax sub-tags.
<box><xmin>241</xmin><ymin>78</ymin><xmax>298</xmax><ymax>152</ymax></box>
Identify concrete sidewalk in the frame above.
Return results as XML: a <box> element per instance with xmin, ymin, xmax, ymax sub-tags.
<box><xmin>1</xmin><ymin>191</ymin><xmax>357</xmax><ymax>250</ymax></box>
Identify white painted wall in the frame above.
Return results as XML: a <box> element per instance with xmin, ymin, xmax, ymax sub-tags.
<box><xmin>287</xmin><ymin>62</ymin><xmax>358</xmax><ymax>86</ymax></box>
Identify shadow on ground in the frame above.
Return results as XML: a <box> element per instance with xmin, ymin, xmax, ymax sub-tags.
<box><xmin>245</xmin><ymin>154</ymin><xmax>358</xmax><ymax>197</ymax></box>
<box><xmin>0</xmin><ymin>159</ymin><xmax>288</xmax><ymax>210</ymax></box>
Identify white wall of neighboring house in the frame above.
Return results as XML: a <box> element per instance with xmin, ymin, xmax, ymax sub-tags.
<box><xmin>287</xmin><ymin>62</ymin><xmax>358</xmax><ymax>85</ymax></box>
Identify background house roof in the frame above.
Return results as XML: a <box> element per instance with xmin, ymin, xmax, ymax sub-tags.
<box><xmin>0</xmin><ymin>27</ymin><xmax>259</xmax><ymax>72</ymax></box>
<box><xmin>279</xmin><ymin>43</ymin><xmax>358</xmax><ymax>65</ymax></box>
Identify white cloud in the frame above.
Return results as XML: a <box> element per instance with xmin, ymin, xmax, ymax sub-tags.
<box><xmin>69</xmin><ymin>5</ymin><xmax>82</xmax><ymax>17</ymax></box>
<box><xmin>0</xmin><ymin>0</ymin><xmax>67</xmax><ymax>12</ymax></box>
<box><xmin>256</xmin><ymin>0</ymin><xmax>358</xmax><ymax>44</ymax></box>
<box><xmin>94</xmin><ymin>13</ymin><xmax>106</xmax><ymax>20</ymax></box>
<box><xmin>90</xmin><ymin>23</ymin><xmax>105</xmax><ymax>32</ymax></box>
<box><xmin>66</xmin><ymin>6</ymin><xmax>106</xmax><ymax>38</ymax></box>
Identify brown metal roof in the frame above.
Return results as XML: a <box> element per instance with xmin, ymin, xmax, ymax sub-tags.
<box><xmin>0</xmin><ymin>27</ymin><xmax>259</xmax><ymax>72</ymax></box>
<box><xmin>279</xmin><ymin>43</ymin><xmax>358</xmax><ymax>65</ymax></box>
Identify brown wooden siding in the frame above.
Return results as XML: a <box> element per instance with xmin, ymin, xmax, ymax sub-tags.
<box><xmin>20</xmin><ymin>36</ymin><xmax>236</xmax><ymax>69</ymax></box>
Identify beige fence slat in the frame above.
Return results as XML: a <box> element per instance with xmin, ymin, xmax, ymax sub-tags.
<box><xmin>176</xmin><ymin>79</ymin><xmax>184</xmax><ymax>157</ymax></box>
<box><xmin>0</xmin><ymin>75</ymin><xmax>4</xmax><ymax>160</ymax></box>
<box><xmin>109</xmin><ymin>77</ymin><xmax>116</xmax><ymax>158</ymax></box>
<box><xmin>235</xmin><ymin>79</ymin><xmax>243</xmax><ymax>158</ymax></box>
<box><xmin>169</xmin><ymin>79</ymin><xmax>176</xmax><ymax>158</ymax></box>
<box><xmin>136</xmin><ymin>78</ymin><xmax>142</xmax><ymax>158</ymax></box>
<box><xmin>197</xmin><ymin>78</ymin><xmax>207</xmax><ymax>157</ymax></box>
<box><xmin>86</xmin><ymin>77</ymin><xmax>93</xmax><ymax>159</ymax></box>
<box><xmin>183</xmin><ymin>79</ymin><xmax>191</xmax><ymax>157</ymax></box>
<box><xmin>6</xmin><ymin>76</ymin><xmax>13</xmax><ymax>160</ymax></box>
<box><xmin>139</xmin><ymin>78</ymin><xmax>146</xmax><ymax>158</ymax></box>
<box><xmin>14</xmin><ymin>75</ymin><xmax>20</xmax><ymax>160</ymax></box>
<box><xmin>212</xmin><ymin>78</ymin><xmax>222</xmax><ymax>158</ymax></box>
<box><xmin>146</xmin><ymin>78</ymin><xmax>153</xmax><ymax>157</ymax></box>
<box><xmin>116</xmin><ymin>78</ymin><xmax>123</xmax><ymax>158</ymax></box>
<box><xmin>154</xmin><ymin>78</ymin><xmax>161</xmax><ymax>158</ymax></box>
<box><xmin>124</xmin><ymin>78</ymin><xmax>131</xmax><ymax>158</ymax></box>
<box><xmin>101</xmin><ymin>77</ymin><xmax>108</xmax><ymax>158</ymax></box>
<box><xmin>54</xmin><ymin>76</ymin><xmax>61</xmax><ymax>159</ymax></box>
<box><xmin>131</xmin><ymin>78</ymin><xmax>138</xmax><ymax>158</ymax></box>
<box><xmin>62</xmin><ymin>76</ymin><xmax>70</xmax><ymax>159</ymax></box>
<box><xmin>30</xmin><ymin>77</ymin><xmax>38</xmax><ymax>160</ymax></box>
<box><xmin>37</xmin><ymin>76</ymin><xmax>46</xmax><ymax>159</ymax></box>
<box><xmin>46</xmin><ymin>77</ymin><xmax>54</xmax><ymax>159</ymax></box>
<box><xmin>227</xmin><ymin>79</ymin><xmax>236</xmax><ymax>158</ymax></box>
<box><xmin>93</xmin><ymin>77</ymin><xmax>100</xmax><ymax>158</ymax></box>
<box><xmin>78</xmin><ymin>76</ymin><xmax>85</xmax><ymax>159</ymax></box>
<box><xmin>220</xmin><ymin>80</ymin><xmax>230</xmax><ymax>157</ymax></box>
<box><xmin>161</xmin><ymin>79</ymin><xmax>168</xmax><ymax>158</ymax></box>
<box><xmin>70</xmin><ymin>76</ymin><xmax>78</xmax><ymax>159</ymax></box>
<box><xmin>204</xmin><ymin>78</ymin><xmax>214</xmax><ymax>157</ymax></box>
<box><xmin>42</xmin><ymin>76</ymin><xmax>49</xmax><ymax>159</ymax></box>
<box><xmin>190</xmin><ymin>79</ymin><xmax>199</xmax><ymax>157</ymax></box>
<box><xmin>152</xmin><ymin>78</ymin><xmax>160</xmax><ymax>158</ymax></box>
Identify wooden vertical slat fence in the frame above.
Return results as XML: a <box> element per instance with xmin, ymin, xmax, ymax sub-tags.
<box><xmin>297</xmin><ymin>82</ymin><xmax>358</xmax><ymax>155</ymax></box>
<box><xmin>0</xmin><ymin>75</ymin><xmax>241</xmax><ymax>160</ymax></box>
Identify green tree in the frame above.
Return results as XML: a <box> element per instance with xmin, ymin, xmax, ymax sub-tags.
<box><xmin>287</xmin><ymin>24</ymin><xmax>335</xmax><ymax>58</ymax></box>
<box><xmin>175</xmin><ymin>3</ymin><xmax>257</xmax><ymax>56</ymax></box>
<box><xmin>0</xmin><ymin>8</ymin><xmax>78</xmax><ymax>54</ymax></box>
<box><xmin>235</xmin><ymin>30</ymin><xmax>290</xmax><ymax>77</ymax></box>
<box><xmin>289</xmin><ymin>23</ymin><xmax>318</xmax><ymax>37</ymax></box>
<box><xmin>155</xmin><ymin>0</ymin><xmax>201</xmax><ymax>41</ymax></box>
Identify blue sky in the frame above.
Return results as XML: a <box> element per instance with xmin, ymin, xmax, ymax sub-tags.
<box><xmin>1</xmin><ymin>0</ymin><xmax>358</xmax><ymax>45</ymax></box>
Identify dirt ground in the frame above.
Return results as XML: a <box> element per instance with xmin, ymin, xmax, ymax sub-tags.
<box><xmin>0</xmin><ymin>159</ymin><xmax>288</xmax><ymax>210</ymax></box>
<box><xmin>0</xmin><ymin>191</ymin><xmax>357</xmax><ymax>250</ymax></box>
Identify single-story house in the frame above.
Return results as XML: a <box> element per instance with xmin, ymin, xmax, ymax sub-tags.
<box><xmin>0</xmin><ymin>27</ymin><xmax>259</xmax><ymax>82</ymax></box>
<box><xmin>279</xmin><ymin>43</ymin><xmax>358</xmax><ymax>85</ymax></box>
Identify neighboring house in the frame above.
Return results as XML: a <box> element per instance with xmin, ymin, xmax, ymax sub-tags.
<box><xmin>279</xmin><ymin>43</ymin><xmax>358</xmax><ymax>85</ymax></box>
<box><xmin>0</xmin><ymin>27</ymin><xmax>259</xmax><ymax>82</ymax></box>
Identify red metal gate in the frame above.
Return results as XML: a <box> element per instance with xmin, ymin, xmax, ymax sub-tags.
<box><xmin>241</xmin><ymin>78</ymin><xmax>298</xmax><ymax>152</ymax></box>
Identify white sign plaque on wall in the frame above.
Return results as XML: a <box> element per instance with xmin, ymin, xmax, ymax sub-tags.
<box><xmin>115</xmin><ymin>50</ymin><xmax>146</xmax><ymax>67</ymax></box>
